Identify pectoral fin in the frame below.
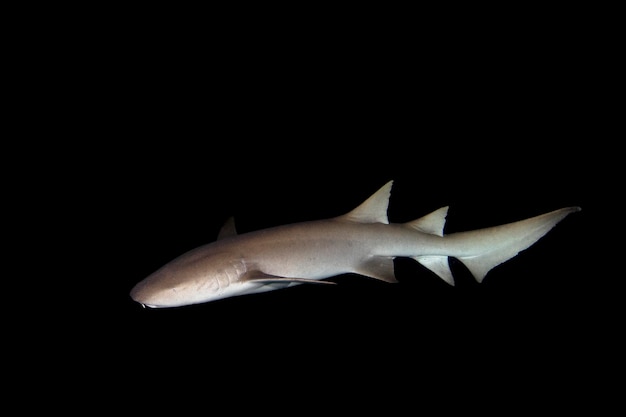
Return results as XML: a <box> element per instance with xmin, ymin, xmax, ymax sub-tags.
<box><xmin>242</xmin><ymin>270</ymin><xmax>337</xmax><ymax>285</ymax></box>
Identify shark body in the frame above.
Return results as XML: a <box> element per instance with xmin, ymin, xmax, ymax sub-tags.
<box><xmin>130</xmin><ymin>181</ymin><xmax>580</xmax><ymax>308</ymax></box>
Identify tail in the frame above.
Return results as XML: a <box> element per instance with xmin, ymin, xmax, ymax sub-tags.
<box><xmin>410</xmin><ymin>206</ymin><xmax>581</xmax><ymax>285</ymax></box>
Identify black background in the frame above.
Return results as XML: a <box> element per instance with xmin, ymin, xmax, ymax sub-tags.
<box><xmin>29</xmin><ymin>8</ymin><xmax>618</xmax><ymax>414</ymax></box>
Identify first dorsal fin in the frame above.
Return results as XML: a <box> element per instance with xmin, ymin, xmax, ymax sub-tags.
<box><xmin>337</xmin><ymin>180</ymin><xmax>393</xmax><ymax>224</ymax></box>
<box><xmin>404</xmin><ymin>206</ymin><xmax>449</xmax><ymax>236</ymax></box>
<box><xmin>217</xmin><ymin>216</ymin><xmax>237</xmax><ymax>239</ymax></box>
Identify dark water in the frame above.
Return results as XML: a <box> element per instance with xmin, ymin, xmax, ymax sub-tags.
<box><xmin>43</xmin><ymin>35</ymin><xmax>612</xmax><ymax>412</ymax></box>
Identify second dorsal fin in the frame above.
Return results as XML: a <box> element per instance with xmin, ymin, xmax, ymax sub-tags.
<box><xmin>404</xmin><ymin>206</ymin><xmax>449</xmax><ymax>236</ymax></box>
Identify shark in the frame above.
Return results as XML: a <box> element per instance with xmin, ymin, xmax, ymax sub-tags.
<box><xmin>130</xmin><ymin>180</ymin><xmax>581</xmax><ymax>308</ymax></box>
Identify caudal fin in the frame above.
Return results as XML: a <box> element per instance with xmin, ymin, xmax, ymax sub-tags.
<box><xmin>452</xmin><ymin>206</ymin><xmax>581</xmax><ymax>283</ymax></box>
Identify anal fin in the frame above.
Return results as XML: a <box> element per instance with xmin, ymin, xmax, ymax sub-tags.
<box><xmin>413</xmin><ymin>256</ymin><xmax>455</xmax><ymax>286</ymax></box>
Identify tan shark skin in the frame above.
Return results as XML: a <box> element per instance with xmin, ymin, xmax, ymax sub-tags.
<box><xmin>130</xmin><ymin>181</ymin><xmax>581</xmax><ymax>308</ymax></box>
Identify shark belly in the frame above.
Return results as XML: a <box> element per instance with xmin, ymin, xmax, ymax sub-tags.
<box><xmin>231</xmin><ymin>221</ymin><xmax>374</xmax><ymax>280</ymax></box>
<box><xmin>232</xmin><ymin>221</ymin><xmax>432</xmax><ymax>282</ymax></box>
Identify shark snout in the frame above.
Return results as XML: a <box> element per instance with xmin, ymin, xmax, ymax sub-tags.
<box><xmin>129</xmin><ymin>280</ymin><xmax>160</xmax><ymax>308</ymax></box>
<box><xmin>130</xmin><ymin>282</ymin><xmax>146</xmax><ymax>304</ymax></box>
<box><xmin>130</xmin><ymin>274</ymin><xmax>190</xmax><ymax>308</ymax></box>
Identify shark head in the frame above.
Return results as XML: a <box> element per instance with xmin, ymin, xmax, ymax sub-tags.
<box><xmin>129</xmin><ymin>246</ymin><xmax>255</xmax><ymax>308</ymax></box>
